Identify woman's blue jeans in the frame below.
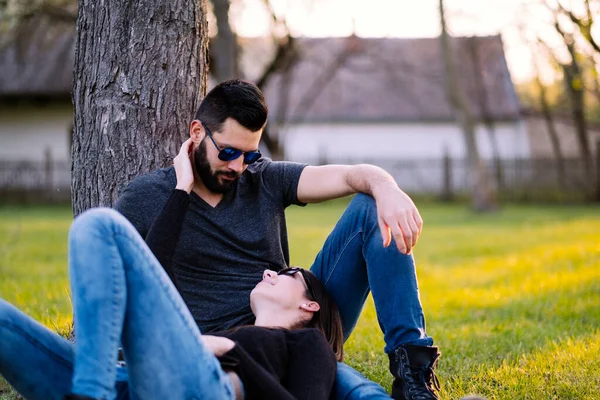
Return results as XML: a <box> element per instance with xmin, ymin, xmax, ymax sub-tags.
<box><xmin>311</xmin><ymin>194</ymin><xmax>433</xmax><ymax>399</ymax></box>
<box><xmin>0</xmin><ymin>208</ymin><xmax>235</xmax><ymax>400</ymax></box>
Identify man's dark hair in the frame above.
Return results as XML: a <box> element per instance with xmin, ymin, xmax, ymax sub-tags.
<box><xmin>194</xmin><ymin>79</ymin><xmax>268</xmax><ymax>133</ymax></box>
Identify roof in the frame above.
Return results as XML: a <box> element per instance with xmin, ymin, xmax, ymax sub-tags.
<box><xmin>0</xmin><ymin>19</ymin><xmax>520</xmax><ymax>122</ymax></box>
<box><xmin>259</xmin><ymin>36</ymin><xmax>521</xmax><ymax>123</ymax></box>
<box><xmin>0</xmin><ymin>17</ymin><xmax>75</xmax><ymax>100</ymax></box>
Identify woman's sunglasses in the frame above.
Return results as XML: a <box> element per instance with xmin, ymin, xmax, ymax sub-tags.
<box><xmin>278</xmin><ymin>267</ymin><xmax>316</xmax><ymax>301</ymax></box>
<box><xmin>201</xmin><ymin>121</ymin><xmax>262</xmax><ymax>165</ymax></box>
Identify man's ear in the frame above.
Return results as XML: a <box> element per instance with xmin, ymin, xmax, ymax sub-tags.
<box><xmin>189</xmin><ymin>120</ymin><xmax>204</xmax><ymax>143</ymax></box>
<box><xmin>300</xmin><ymin>301</ymin><xmax>320</xmax><ymax>313</ymax></box>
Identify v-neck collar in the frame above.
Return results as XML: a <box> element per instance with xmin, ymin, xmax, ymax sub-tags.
<box><xmin>190</xmin><ymin>181</ymin><xmax>238</xmax><ymax>210</ymax></box>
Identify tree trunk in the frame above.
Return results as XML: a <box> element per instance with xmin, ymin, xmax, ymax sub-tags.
<box><xmin>531</xmin><ymin>40</ymin><xmax>566</xmax><ymax>188</ymax></box>
<box><xmin>211</xmin><ymin>0</ymin><xmax>239</xmax><ymax>81</ymax></box>
<box><xmin>255</xmin><ymin>36</ymin><xmax>298</xmax><ymax>160</ymax></box>
<box><xmin>552</xmin><ymin>20</ymin><xmax>592</xmax><ymax>191</ymax></box>
<box><xmin>536</xmin><ymin>76</ymin><xmax>566</xmax><ymax>187</ymax></box>
<box><xmin>71</xmin><ymin>0</ymin><xmax>209</xmax><ymax>216</ymax></box>
<box><xmin>562</xmin><ymin>58</ymin><xmax>592</xmax><ymax>191</ymax></box>
<box><xmin>439</xmin><ymin>0</ymin><xmax>496</xmax><ymax>211</ymax></box>
<box><xmin>469</xmin><ymin>36</ymin><xmax>504</xmax><ymax>191</ymax></box>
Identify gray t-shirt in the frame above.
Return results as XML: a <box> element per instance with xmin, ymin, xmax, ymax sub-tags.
<box><xmin>114</xmin><ymin>158</ymin><xmax>307</xmax><ymax>332</ymax></box>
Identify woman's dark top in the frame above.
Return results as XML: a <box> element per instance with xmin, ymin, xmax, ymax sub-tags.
<box><xmin>216</xmin><ymin>326</ymin><xmax>336</xmax><ymax>400</ymax></box>
<box><xmin>143</xmin><ymin>189</ymin><xmax>337</xmax><ymax>400</ymax></box>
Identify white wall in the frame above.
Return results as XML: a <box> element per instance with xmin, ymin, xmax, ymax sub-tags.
<box><xmin>525</xmin><ymin>115</ymin><xmax>600</xmax><ymax>159</ymax></box>
<box><xmin>280</xmin><ymin>121</ymin><xmax>529</xmax><ymax>163</ymax></box>
<box><xmin>278</xmin><ymin>120</ymin><xmax>528</xmax><ymax>193</ymax></box>
<box><xmin>0</xmin><ymin>104</ymin><xmax>72</xmax><ymax>162</ymax></box>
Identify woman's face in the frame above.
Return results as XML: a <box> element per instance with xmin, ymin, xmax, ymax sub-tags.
<box><xmin>250</xmin><ymin>269</ymin><xmax>311</xmax><ymax>313</ymax></box>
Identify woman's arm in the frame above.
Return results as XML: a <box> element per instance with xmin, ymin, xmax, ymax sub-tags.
<box><xmin>144</xmin><ymin>189</ymin><xmax>189</xmax><ymax>289</ymax></box>
<box><xmin>144</xmin><ymin>139</ymin><xmax>195</xmax><ymax>289</ymax></box>
<box><xmin>218</xmin><ymin>344</ymin><xmax>298</xmax><ymax>400</ymax></box>
<box><xmin>285</xmin><ymin>329</ymin><xmax>337</xmax><ymax>400</ymax></box>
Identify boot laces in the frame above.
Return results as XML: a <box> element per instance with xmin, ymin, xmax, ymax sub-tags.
<box><xmin>404</xmin><ymin>352</ymin><xmax>441</xmax><ymax>399</ymax></box>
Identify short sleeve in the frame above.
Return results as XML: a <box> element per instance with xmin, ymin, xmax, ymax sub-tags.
<box><xmin>259</xmin><ymin>159</ymin><xmax>307</xmax><ymax>208</ymax></box>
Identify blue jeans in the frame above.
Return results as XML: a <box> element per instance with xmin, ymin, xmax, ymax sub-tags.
<box><xmin>0</xmin><ymin>208</ymin><xmax>235</xmax><ymax>400</ymax></box>
<box><xmin>311</xmin><ymin>194</ymin><xmax>434</xmax><ymax>399</ymax></box>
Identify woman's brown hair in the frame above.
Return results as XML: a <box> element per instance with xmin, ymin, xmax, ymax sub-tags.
<box><xmin>297</xmin><ymin>268</ymin><xmax>344</xmax><ymax>362</ymax></box>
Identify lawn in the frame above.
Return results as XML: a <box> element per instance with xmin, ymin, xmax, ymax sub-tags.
<box><xmin>1</xmin><ymin>200</ymin><xmax>599</xmax><ymax>399</ymax></box>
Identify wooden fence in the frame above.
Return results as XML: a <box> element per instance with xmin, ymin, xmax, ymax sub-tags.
<box><xmin>0</xmin><ymin>157</ymin><xmax>596</xmax><ymax>204</ymax></box>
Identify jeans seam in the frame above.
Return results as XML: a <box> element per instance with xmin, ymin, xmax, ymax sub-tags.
<box><xmin>108</xmin><ymin>241</ymin><xmax>123</xmax><ymax>383</ymax></box>
<box><xmin>0</xmin><ymin>320</ymin><xmax>73</xmax><ymax>370</ymax></box>
<box><xmin>322</xmin><ymin>229</ymin><xmax>363</xmax><ymax>286</ymax></box>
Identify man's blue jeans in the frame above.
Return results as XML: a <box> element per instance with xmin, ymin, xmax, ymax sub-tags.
<box><xmin>311</xmin><ymin>194</ymin><xmax>433</xmax><ymax>399</ymax></box>
<box><xmin>0</xmin><ymin>208</ymin><xmax>235</xmax><ymax>400</ymax></box>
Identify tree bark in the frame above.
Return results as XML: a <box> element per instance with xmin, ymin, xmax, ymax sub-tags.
<box><xmin>439</xmin><ymin>0</ymin><xmax>496</xmax><ymax>211</ymax></box>
<box><xmin>71</xmin><ymin>0</ymin><xmax>209</xmax><ymax>216</ymax></box>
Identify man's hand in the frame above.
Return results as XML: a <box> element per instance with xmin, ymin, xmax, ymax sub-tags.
<box><xmin>174</xmin><ymin>138</ymin><xmax>195</xmax><ymax>194</ymax></box>
<box><xmin>373</xmin><ymin>184</ymin><xmax>423</xmax><ymax>254</ymax></box>
<box><xmin>201</xmin><ymin>335</ymin><xmax>236</xmax><ymax>357</ymax></box>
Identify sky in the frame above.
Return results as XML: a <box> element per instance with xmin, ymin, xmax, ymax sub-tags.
<box><xmin>226</xmin><ymin>0</ymin><xmax>598</xmax><ymax>84</ymax></box>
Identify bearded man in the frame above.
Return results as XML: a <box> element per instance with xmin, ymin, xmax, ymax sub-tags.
<box><xmin>115</xmin><ymin>79</ymin><xmax>441</xmax><ymax>400</ymax></box>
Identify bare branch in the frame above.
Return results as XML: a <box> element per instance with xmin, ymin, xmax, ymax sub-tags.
<box><xmin>556</xmin><ymin>0</ymin><xmax>600</xmax><ymax>54</ymax></box>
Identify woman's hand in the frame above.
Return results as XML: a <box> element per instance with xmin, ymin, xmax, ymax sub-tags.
<box><xmin>201</xmin><ymin>335</ymin><xmax>236</xmax><ymax>357</ymax></box>
<box><xmin>174</xmin><ymin>138</ymin><xmax>195</xmax><ymax>194</ymax></box>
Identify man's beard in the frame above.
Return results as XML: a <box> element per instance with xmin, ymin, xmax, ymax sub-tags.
<box><xmin>193</xmin><ymin>139</ymin><xmax>240</xmax><ymax>194</ymax></box>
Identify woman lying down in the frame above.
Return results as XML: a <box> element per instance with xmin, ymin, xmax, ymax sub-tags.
<box><xmin>0</xmin><ymin>140</ymin><xmax>343</xmax><ymax>400</ymax></box>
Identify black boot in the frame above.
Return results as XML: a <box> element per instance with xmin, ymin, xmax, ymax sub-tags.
<box><xmin>389</xmin><ymin>344</ymin><xmax>441</xmax><ymax>400</ymax></box>
<box><xmin>64</xmin><ymin>395</ymin><xmax>98</xmax><ymax>400</ymax></box>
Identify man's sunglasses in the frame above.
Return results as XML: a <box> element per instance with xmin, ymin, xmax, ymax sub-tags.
<box><xmin>278</xmin><ymin>267</ymin><xmax>316</xmax><ymax>301</ymax></box>
<box><xmin>201</xmin><ymin>121</ymin><xmax>262</xmax><ymax>165</ymax></box>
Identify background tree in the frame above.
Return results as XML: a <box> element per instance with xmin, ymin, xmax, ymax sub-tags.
<box><xmin>552</xmin><ymin>20</ymin><xmax>592</xmax><ymax>178</ymax></box>
<box><xmin>439</xmin><ymin>0</ymin><xmax>496</xmax><ymax>211</ymax></box>
<box><xmin>71</xmin><ymin>0</ymin><xmax>209</xmax><ymax>215</ymax></box>
<box><xmin>533</xmin><ymin>40</ymin><xmax>567</xmax><ymax>187</ymax></box>
<box><xmin>2</xmin><ymin>0</ymin><xmax>298</xmax><ymax>160</ymax></box>
<box><xmin>211</xmin><ymin>0</ymin><xmax>239</xmax><ymax>81</ymax></box>
<box><xmin>210</xmin><ymin>0</ymin><xmax>298</xmax><ymax>160</ymax></box>
<box><xmin>468</xmin><ymin>36</ymin><xmax>504</xmax><ymax>191</ymax></box>
<box><xmin>533</xmin><ymin>0</ymin><xmax>597</xmax><ymax>194</ymax></box>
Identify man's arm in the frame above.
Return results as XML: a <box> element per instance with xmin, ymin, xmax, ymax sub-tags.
<box><xmin>297</xmin><ymin>164</ymin><xmax>422</xmax><ymax>254</ymax></box>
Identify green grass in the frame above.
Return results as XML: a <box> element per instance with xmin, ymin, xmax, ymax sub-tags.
<box><xmin>1</xmin><ymin>201</ymin><xmax>600</xmax><ymax>399</ymax></box>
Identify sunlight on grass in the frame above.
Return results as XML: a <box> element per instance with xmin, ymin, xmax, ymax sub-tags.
<box><xmin>1</xmin><ymin>201</ymin><xmax>599</xmax><ymax>399</ymax></box>
<box><xmin>0</xmin><ymin>207</ymin><xmax>73</xmax><ymax>331</ymax></box>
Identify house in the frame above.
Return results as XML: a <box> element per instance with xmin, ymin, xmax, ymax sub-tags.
<box><xmin>0</xmin><ymin>18</ymin><xmax>559</xmax><ymax>195</ymax></box>
<box><xmin>0</xmin><ymin>18</ymin><xmax>73</xmax><ymax>198</ymax></box>
<box><xmin>0</xmin><ymin>18</ymin><xmax>74</xmax><ymax>163</ymax></box>
<box><xmin>256</xmin><ymin>35</ymin><xmax>527</xmax><ymax>192</ymax></box>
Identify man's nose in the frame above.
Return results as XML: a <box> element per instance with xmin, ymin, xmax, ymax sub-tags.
<box><xmin>227</xmin><ymin>155</ymin><xmax>244</xmax><ymax>173</ymax></box>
